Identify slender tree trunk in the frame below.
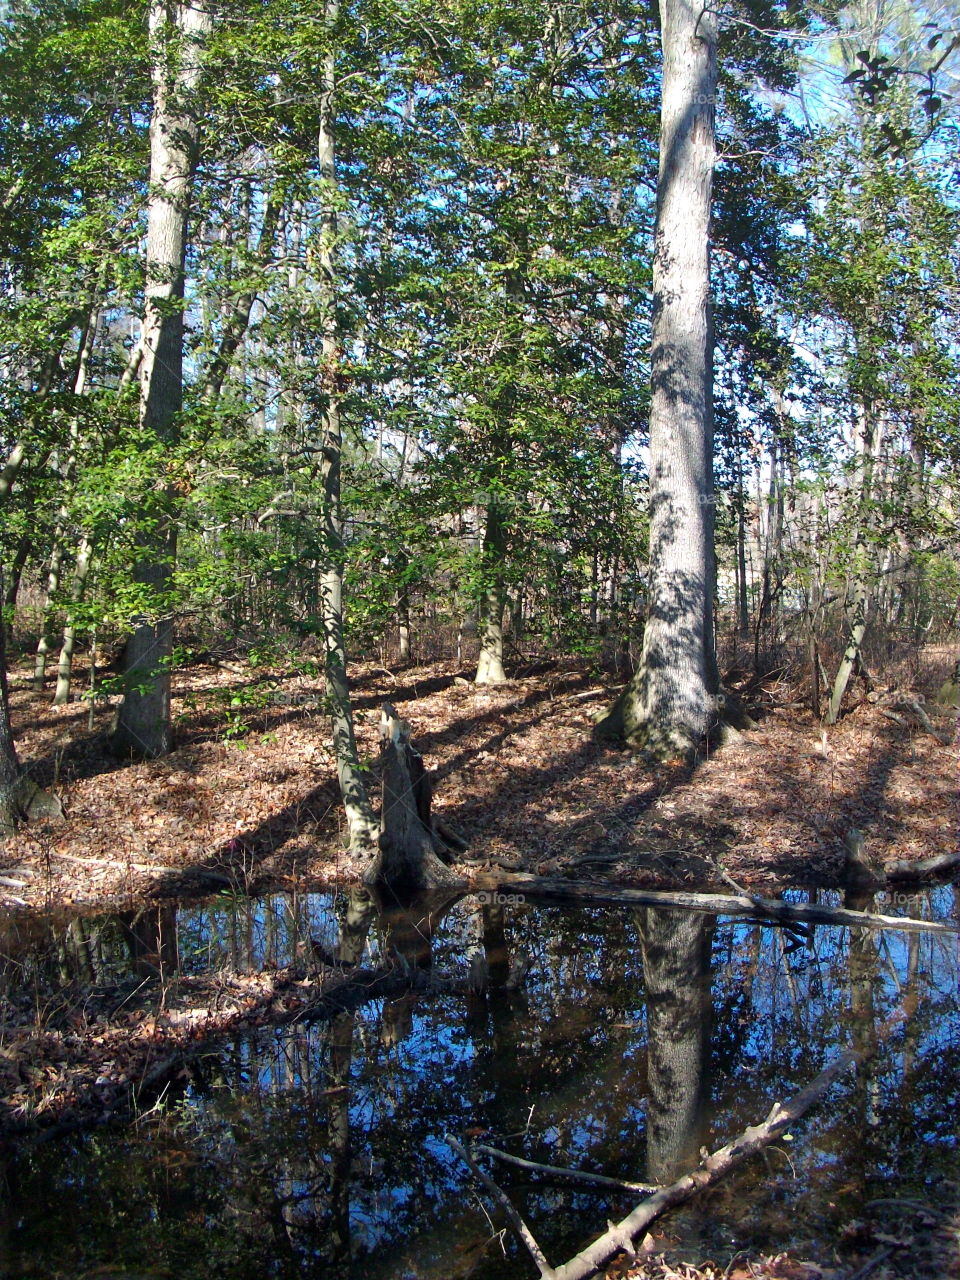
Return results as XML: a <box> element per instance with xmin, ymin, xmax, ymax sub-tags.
<box><xmin>53</xmin><ymin>534</ymin><xmax>94</xmax><ymax>706</ymax></box>
<box><xmin>0</xmin><ymin>620</ymin><xmax>22</xmax><ymax>837</ymax></box>
<box><xmin>826</xmin><ymin>410</ymin><xmax>879</xmax><ymax>725</ymax></box>
<box><xmin>202</xmin><ymin>192</ymin><xmax>280</xmax><ymax>403</ymax></box>
<box><xmin>754</xmin><ymin>426</ymin><xmax>784</xmax><ymax>671</ymax></box>
<box><xmin>0</xmin><ymin>353</ymin><xmax>59</xmax><ymax>509</ymax></box>
<box><xmin>4</xmin><ymin>536</ymin><xmax>31</xmax><ymax>641</ymax></box>
<box><xmin>597</xmin><ymin>0</ymin><xmax>719</xmax><ymax>757</ymax></box>
<box><xmin>112</xmin><ymin>0</ymin><xmax>211</xmax><ymax>759</ymax></box>
<box><xmin>397</xmin><ymin>593</ymin><xmax>412</xmax><ymax>663</ymax></box>
<box><xmin>736</xmin><ymin>495</ymin><xmax>749</xmax><ymax>642</ymax></box>
<box><xmin>35</xmin><ymin>291</ymin><xmax>99</xmax><ymax>687</ymax></box>
<box><xmin>475</xmin><ymin>503</ymin><xmax>508</xmax><ymax>685</ymax></box>
<box><xmin>315</xmin><ymin>0</ymin><xmax>378</xmax><ymax>855</ymax></box>
<box><xmin>0</xmin><ymin>444</ymin><xmax>27</xmax><ymax>505</ymax></box>
<box><xmin>396</xmin><ymin>550</ymin><xmax>412</xmax><ymax>663</ymax></box>
<box><xmin>0</xmin><ymin>599</ymin><xmax>61</xmax><ymax>835</ymax></box>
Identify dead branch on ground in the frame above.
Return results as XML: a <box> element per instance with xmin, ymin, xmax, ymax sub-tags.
<box><xmin>448</xmin><ymin>1039</ymin><xmax>882</xmax><ymax>1280</ymax></box>
<box><xmin>493</xmin><ymin>877</ymin><xmax>957</xmax><ymax>935</ymax></box>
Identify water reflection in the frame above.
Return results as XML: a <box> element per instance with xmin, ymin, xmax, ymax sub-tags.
<box><xmin>0</xmin><ymin>887</ymin><xmax>957</xmax><ymax>1278</ymax></box>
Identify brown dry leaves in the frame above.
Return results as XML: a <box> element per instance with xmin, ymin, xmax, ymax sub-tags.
<box><xmin>1</xmin><ymin>657</ymin><xmax>956</xmax><ymax>911</ymax></box>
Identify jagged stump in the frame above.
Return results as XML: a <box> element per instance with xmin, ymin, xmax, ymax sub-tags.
<box><xmin>363</xmin><ymin>703</ymin><xmax>464</xmax><ymax>891</ymax></box>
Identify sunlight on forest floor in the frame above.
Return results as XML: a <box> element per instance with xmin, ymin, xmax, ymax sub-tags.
<box><xmin>1</xmin><ymin>653</ymin><xmax>956</xmax><ymax>913</ymax></box>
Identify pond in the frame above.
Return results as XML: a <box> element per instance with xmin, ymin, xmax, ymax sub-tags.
<box><xmin>0</xmin><ymin>885</ymin><xmax>957</xmax><ymax>1278</ymax></box>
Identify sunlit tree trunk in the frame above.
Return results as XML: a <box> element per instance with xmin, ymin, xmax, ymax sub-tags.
<box><xmin>111</xmin><ymin>0</ymin><xmax>211</xmax><ymax>759</ymax></box>
<box><xmin>826</xmin><ymin>410</ymin><xmax>880</xmax><ymax>724</ymax></box>
<box><xmin>315</xmin><ymin>0</ymin><xmax>379</xmax><ymax>854</ymax></box>
<box><xmin>34</xmin><ymin>290</ymin><xmax>99</xmax><ymax>688</ymax></box>
<box><xmin>475</xmin><ymin>503</ymin><xmax>508</xmax><ymax>685</ymax></box>
<box><xmin>597</xmin><ymin>0</ymin><xmax>719</xmax><ymax>757</ymax></box>
<box><xmin>52</xmin><ymin>534</ymin><xmax>93</xmax><ymax>706</ymax></box>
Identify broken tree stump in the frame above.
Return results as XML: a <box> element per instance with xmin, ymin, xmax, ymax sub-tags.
<box><xmin>363</xmin><ymin>703</ymin><xmax>463</xmax><ymax>891</ymax></box>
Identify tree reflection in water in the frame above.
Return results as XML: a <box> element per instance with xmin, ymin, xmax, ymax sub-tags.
<box><xmin>0</xmin><ymin>887</ymin><xmax>957</xmax><ymax>1278</ymax></box>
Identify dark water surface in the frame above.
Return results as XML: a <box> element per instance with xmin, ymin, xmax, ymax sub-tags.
<box><xmin>0</xmin><ymin>885</ymin><xmax>957</xmax><ymax>1278</ymax></box>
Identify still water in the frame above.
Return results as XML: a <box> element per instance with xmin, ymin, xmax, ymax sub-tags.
<box><xmin>0</xmin><ymin>886</ymin><xmax>957</xmax><ymax>1278</ymax></box>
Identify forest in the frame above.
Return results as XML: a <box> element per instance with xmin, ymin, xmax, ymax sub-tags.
<box><xmin>0</xmin><ymin>0</ymin><xmax>958</xmax><ymax>1276</ymax></box>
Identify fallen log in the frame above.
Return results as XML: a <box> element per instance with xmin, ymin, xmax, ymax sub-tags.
<box><xmin>883</xmin><ymin>851</ymin><xmax>960</xmax><ymax>882</ymax></box>
<box><xmin>492</xmin><ymin>876</ymin><xmax>958</xmax><ymax>935</ymax></box>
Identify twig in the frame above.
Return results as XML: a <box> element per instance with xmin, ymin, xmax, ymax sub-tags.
<box><xmin>846</xmin><ymin>1246</ymin><xmax>897</xmax><ymax>1280</ymax></box>
<box><xmin>49</xmin><ymin>851</ymin><xmax>179</xmax><ymax>875</ymax></box>
<box><xmin>545</xmin><ymin>1045</ymin><xmax>868</xmax><ymax>1280</ymax></box>
<box><xmin>445</xmin><ymin>1135</ymin><xmax>557</xmax><ymax>1280</ymax></box>
<box><xmin>867</xmin><ymin>1197</ymin><xmax>945</xmax><ymax>1218</ymax></box>
<box><xmin>472</xmin><ymin>1144</ymin><xmax>658</xmax><ymax>1196</ymax></box>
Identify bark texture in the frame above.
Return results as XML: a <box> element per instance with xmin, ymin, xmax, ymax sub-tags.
<box><xmin>314</xmin><ymin>0</ymin><xmax>379</xmax><ymax>855</ymax></box>
<box><xmin>597</xmin><ymin>0</ymin><xmax>719</xmax><ymax>758</ymax></box>
<box><xmin>475</xmin><ymin>503</ymin><xmax>508</xmax><ymax>685</ymax></box>
<box><xmin>364</xmin><ymin>704</ymin><xmax>461</xmax><ymax>890</ymax></box>
<box><xmin>112</xmin><ymin>0</ymin><xmax>211</xmax><ymax>759</ymax></box>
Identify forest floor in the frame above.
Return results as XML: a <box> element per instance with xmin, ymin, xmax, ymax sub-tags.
<box><xmin>0</xmin><ymin>651</ymin><xmax>956</xmax><ymax>1278</ymax></box>
<box><xmin>0</xmin><ymin>649</ymin><xmax>956</xmax><ymax>912</ymax></box>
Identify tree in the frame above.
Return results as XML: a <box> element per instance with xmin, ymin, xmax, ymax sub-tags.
<box><xmin>597</xmin><ymin>0</ymin><xmax>720</xmax><ymax>758</ymax></box>
<box><xmin>111</xmin><ymin>0</ymin><xmax>213</xmax><ymax>758</ymax></box>
<box><xmin>313</xmin><ymin>0</ymin><xmax>380</xmax><ymax>855</ymax></box>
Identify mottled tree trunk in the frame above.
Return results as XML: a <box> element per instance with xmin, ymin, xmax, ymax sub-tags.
<box><xmin>112</xmin><ymin>0</ymin><xmax>211</xmax><ymax>758</ymax></box>
<box><xmin>52</xmin><ymin>534</ymin><xmax>94</xmax><ymax>706</ymax></box>
<box><xmin>596</xmin><ymin>0</ymin><xmax>719</xmax><ymax>758</ymax></box>
<box><xmin>315</xmin><ymin>0</ymin><xmax>379</xmax><ymax>855</ymax></box>
<box><xmin>826</xmin><ymin>411</ymin><xmax>880</xmax><ymax>725</ymax></box>
<box><xmin>475</xmin><ymin>503</ymin><xmax>508</xmax><ymax>685</ymax></box>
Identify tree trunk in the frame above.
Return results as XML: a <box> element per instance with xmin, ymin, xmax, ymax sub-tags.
<box><xmin>35</xmin><ymin>295</ymin><xmax>98</xmax><ymax>688</ymax></box>
<box><xmin>826</xmin><ymin>411</ymin><xmax>880</xmax><ymax>725</ymax></box>
<box><xmin>111</xmin><ymin>0</ymin><xmax>211</xmax><ymax>759</ymax></box>
<box><xmin>53</xmin><ymin>534</ymin><xmax>94</xmax><ymax>706</ymax></box>
<box><xmin>396</xmin><ymin>551</ymin><xmax>412</xmax><ymax>663</ymax></box>
<box><xmin>475</xmin><ymin>503</ymin><xmax>508</xmax><ymax>685</ymax></box>
<box><xmin>0</xmin><ymin>604</ymin><xmax>61</xmax><ymax>837</ymax></box>
<box><xmin>4</xmin><ymin>536</ymin><xmax>31</xmax><ymax>642</ymax></box>
<box><xmin>596</xmin><ymin>0</ymin><xmax>719</xmax><ymax>758</ymax></box>
<box><xmin>364</xmin><ymin>703</ymin><xmax>461</xmax><ymax>890</ymax></box>
<box><xmin>315</xmin><ymin>0</ymin><xmax>379</xmax><ymax>856</ymax></box>
<box><xmin>0</xmin><ymin>620</ymin><xmax>22</xmax><ymax>837</ymax></box>
<box><xmin>735</xmin><ymin>451</ymin><xmax>750</xmax><ymax>642</ymax></box>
